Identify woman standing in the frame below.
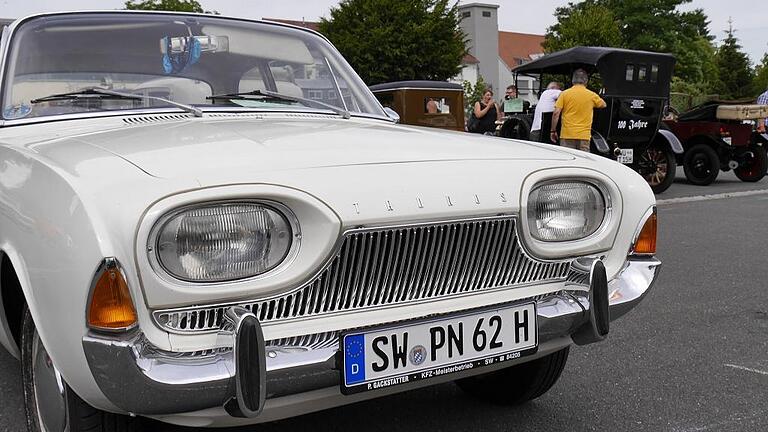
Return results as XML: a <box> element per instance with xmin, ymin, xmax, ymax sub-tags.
<box><xmin>471</xmin><ymin>88</ymin><xmax>502</xmax><ymax>134</ymax></box>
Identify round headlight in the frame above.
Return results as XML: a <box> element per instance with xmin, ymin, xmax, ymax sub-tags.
<box><xmin>154</xmin><ymin>202</ymin><xmax>294</xmax><ymax>282</ymax></box>
<box><xmin>527</xmin><ymin>181</ymin><xmax>606</xmax><ymax>242</ymax></box>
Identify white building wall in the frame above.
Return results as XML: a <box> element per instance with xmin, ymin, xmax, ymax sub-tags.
<box><xmin>458</xmin><ymin>3</ymin><xmax>500</xmax><ymax>93</ymax></box>
<box><xmin>498</xmin><ymin>59</ymin><xmax>539</xmax><ymax>104</ymax></box>
<box><xmin>450</xmin><ymin>64</ymin><xmax>479</xmax><ymax>87</ymax></box>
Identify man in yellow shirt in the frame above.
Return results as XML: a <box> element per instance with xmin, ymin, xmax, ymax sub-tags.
<box><xmin>550</xmin><ymin>69</ymin><xmax>606</xmax><ymax>151</ymax></box>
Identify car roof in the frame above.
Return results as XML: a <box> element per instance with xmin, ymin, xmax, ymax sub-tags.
<box><xmin>369</xmin><ymin>80</ymin><xmax>464</xmax><ymax>92</ymax></box>
<box><xmin>513</xmin><ymin>46</ymin><xmax>675</xmax><ymax>75</ymax></box>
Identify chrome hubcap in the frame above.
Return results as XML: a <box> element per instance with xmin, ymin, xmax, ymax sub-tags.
<box><xmin>32</xmin><ymin>332</ymin><xmax>68</xmax><ymax>432</ymax></box>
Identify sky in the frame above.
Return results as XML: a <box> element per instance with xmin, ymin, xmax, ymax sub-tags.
<box><xmin>1</xmin><ymin>0</ymin><xmax>766</xmax><ymax>62</ymax></box>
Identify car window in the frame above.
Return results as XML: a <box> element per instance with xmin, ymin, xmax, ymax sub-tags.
<box><xmin>637</xmin><ymin>65</ymin><xmax>647</xmax><ymax>82</ymax></box>
<box><xmin>425</xmin><ymin>97</ymin><xmax>452</xmax><ymax>114</ymax></box>
<box><xmin>2</xmin><ymin>14</ymin><xmax>386</xmax><ymax>120</ymax></box>
<box><xmin>625</xmin><ymin>64</ymin><xmax>634</xmax><ymax>82</ymax></box>
<box><xmin>650</xmin><ymin>64</ymin><xmax>659</xmax><ymax>83</ymax></box>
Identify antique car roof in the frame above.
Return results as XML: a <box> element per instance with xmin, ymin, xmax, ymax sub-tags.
<box><xmin>369</xmin><ymin>81</ymin><xmax>464</xmax><ymax>92</ymax></box>
<box><xmin>513</xmin><ymin>46</ymin><xmax>675</xmax><ymax>75</ymax></box>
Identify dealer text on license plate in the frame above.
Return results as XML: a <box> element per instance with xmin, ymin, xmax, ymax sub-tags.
<box><xmin>341</xmin><ymin>303</ymin><xmax>537</xmax><ymax>394</ymax></box>
<box><xmin>617</xmin><ymin>148</ymin><xmax>633</xmax><ymax>164</ymax></box>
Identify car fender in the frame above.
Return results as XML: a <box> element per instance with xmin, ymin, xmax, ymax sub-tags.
<box><xmin>0</xmin><ymin>144</ymin><xmax>145</xmax><ymax>411</ymax></box>
<box><xmin>656</xmin><ymin>128</ymin><xmax>684</xmax><ymax>154</ymax></box>
<box><xmin>591</xmin><ymin>130</ymin><xmax>610</xmax><ymax>154</ymax></box>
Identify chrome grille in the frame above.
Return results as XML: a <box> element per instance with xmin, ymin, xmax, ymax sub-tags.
<box><xmin>154</xmin><ymin>217</ymin><xmax>570</xmax><ymax>334</ymax></box>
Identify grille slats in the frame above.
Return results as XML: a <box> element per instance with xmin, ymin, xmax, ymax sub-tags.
<box><xmin>154</xmin><ymin>217</ymin><xmax>571</xmax><ymax>334</ymax></box>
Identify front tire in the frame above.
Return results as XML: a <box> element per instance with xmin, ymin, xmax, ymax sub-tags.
<box><xmin>683</xmin><ymin>144</ymin><xmax>720</xmax><ymax>185</ymax></box>
<box><xmin>21</xmin><ymin>307</ymin><xmax>139</xmax><ymax>432</ymax></box>
<box><xmin>455</xmin><ymin>347</ymin><xmax>569</xmax><ymax>405</ymax></box>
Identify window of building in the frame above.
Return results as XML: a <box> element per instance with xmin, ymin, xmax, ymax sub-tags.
<box><xmin>482</xmin><ymin>11</ymin><xmax>492</xmax><ymax>17</ymax></box>
<box><xmin>308</xmin><ymin>89</ymin><xmax>323</xmax><ymax>100</ymax></box>
<box><xmin>462</xmin><ymin>11</ymin><xmax>471</xmax><ymax>18</ymax></box>
<box><xmin>625</xmin><ymin>64</ymin><xmax>634</xmax><ymax>81</ymax></box>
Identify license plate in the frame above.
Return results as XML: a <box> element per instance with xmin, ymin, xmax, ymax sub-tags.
<box><xmin>341</xmin><ymin>303</ymin><xmax>537</xmax><ymax>395</ymax></box>
<box><xmin>617</xmin><ymin>148</ymin><xmax>633</xmax><ymax>164</ymax></box>
<box><xmin>722</xmin><ymin>137</ymin><xmax>732</xmax><ymax>145</ymax></box>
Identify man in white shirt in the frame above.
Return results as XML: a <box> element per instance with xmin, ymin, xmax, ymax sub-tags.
<box><xmin>530</xmin><ymin>82</ymin><xmax>562</xmax><ymax>142</ymax></box>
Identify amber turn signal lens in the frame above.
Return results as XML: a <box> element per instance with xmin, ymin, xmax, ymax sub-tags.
<box><xmin>632</xmin><ymin>212</ymin><xmax>657</xmax><ymax>255</ymax></box>
<box><xmin>88</xmin><ymin>264</ymin><xmax>137</xmax><ymax>331</ymax></box>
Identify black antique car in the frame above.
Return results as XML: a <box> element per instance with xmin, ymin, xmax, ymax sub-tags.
<box><xmin>508</xmin><ymin>47</ymin><xmax>683</xmax><ymax>194</ymax></box>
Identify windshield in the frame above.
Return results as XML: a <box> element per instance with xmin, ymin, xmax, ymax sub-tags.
<box><xmin>1</xmin><ymin>13</ymin><xmax>386</xmax><ymax>121</ymax></box>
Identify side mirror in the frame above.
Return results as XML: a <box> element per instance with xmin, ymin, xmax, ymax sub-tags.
<box><xmin>383</xmin><ymin>107</ymin><xmax>400</xmax><ymax>124</ymax></box>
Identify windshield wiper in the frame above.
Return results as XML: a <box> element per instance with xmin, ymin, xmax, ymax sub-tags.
<box><xmin>206</xmin><ymin>89</ymin><xmax>351</xmax><ymax>119</ymax></box>
<box><xmin>31</xmin><ymin>88</ymin><xmax>203</xmax><ymax>117</ymax></box>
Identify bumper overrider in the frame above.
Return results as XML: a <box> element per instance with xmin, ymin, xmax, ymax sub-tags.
<box><xmin>82</xmin><ymin>256</ymin><xmax>660</xmax><ymax>420</ymax></box>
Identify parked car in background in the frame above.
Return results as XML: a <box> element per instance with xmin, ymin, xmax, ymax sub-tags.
<box><xmin>370</xmin><ymin>80</ymin><xmax>465</xmax><ymax>131</ymax></box>
<box><xmin>0</xmin><ymin>12</ymin><xmax>661</xmax><ymax>431</ymax></box>
<box><xmin>509</xmin><ymin>47</ymin><xmax>682</xmax><ymax>194</ymax></box>
<box><xmin>664</xmin><ymin>101</ymin><xmax>768</xmax><ymax>185</ymax></box>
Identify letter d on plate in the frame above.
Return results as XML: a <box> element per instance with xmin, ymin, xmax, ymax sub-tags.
<box><xmin>344</xmin><ymin>334</ymin><xmax>366</xmax><ymax>384</ymax></box>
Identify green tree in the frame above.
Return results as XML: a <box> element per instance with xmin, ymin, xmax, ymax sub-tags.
<box><xmin>124</xmin><ymin>0</ymin><xmax>216</xmax><ymax>13</ymax></box>
<box><xmin>462</xmin><ymin>75</ymin><xmax>487</xmax><ymax>114</ymax></box>
<box><xmin>753</xmin><ymin>53</ymin><xmax>768</xmax><ymax>95</ymax></box>
<box><xmin>544</xmin><ymin>0</ymin><xmax>717</xmax><ymax>89</ymax></box>
<box><xmin>713</xmin><ymin>23</ymin><xmax>754</xmax><ymax>99</ymax></box>
<box><xmin>543</xmin><ymin>2</ymin><xmax>622</xmax><ymax>52</ymax></box>
<box><xmin>319</xmin><ymin>0</ymin><xmax>466</xmax><ymax>85</ymax></box>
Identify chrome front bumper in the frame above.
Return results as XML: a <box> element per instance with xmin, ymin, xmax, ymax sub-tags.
<box><xmin>82</xmin><ymin>257</ymin><xmax>660</xmax><ymax>420</ymax></box>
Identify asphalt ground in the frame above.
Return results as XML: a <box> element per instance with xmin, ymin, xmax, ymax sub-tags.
<box><xmin>1</xmin><ymin>168</ymin><xmax>767</xmax><ymax>431</ymax></box>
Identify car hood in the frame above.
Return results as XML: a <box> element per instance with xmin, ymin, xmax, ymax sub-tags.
<box><xmin>65</xmin><ymin>115</ymin><xmax>574</xmax><ymax>179</ymax></box>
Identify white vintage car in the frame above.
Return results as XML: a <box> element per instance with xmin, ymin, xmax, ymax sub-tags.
<box><xmin>0</xmin><ymin>11</ymin><xmax>661</xmax><ymax>431</ymax></box>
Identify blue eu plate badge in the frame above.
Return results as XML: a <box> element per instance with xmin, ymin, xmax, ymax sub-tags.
<box><xmin>344</xmin><ymin>334</ymin><xmax>366</xmax><ymax>385</ymax></box>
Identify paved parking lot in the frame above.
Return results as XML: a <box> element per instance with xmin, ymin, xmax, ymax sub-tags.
<box><xmin>2</xmin><ymin>168</ymin><xmax>767</xmax><ymax>431</ymax></box>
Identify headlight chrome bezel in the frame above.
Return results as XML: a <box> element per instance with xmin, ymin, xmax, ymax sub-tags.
<box><xmin>526</xmin><ymin>179</ymin><xmax>611</xmax><ymax>243</ymax></box>
<box><xmin>519</xmin><ymin>173</ymin><xmax>618</xmax><ymax>261</ymax></box>
<box><xmin>147</xmin><ymin>200</ymin><xmax>301</xmax><ymax>285</ymax></box>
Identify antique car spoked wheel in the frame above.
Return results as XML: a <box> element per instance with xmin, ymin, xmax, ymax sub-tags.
<box><xmin>733</xmin><ymin>144</ymin><xmax>768</xmax><ymax>182</ymax></box>
<box><xmin>638</xmin><ymin>145</ymin><xmax>676</xmax><ymax>194</ymax></box>
<box><xmin>21</xmin><ymin>307</ymin><xmax>138</xmax><ymax>432</ymax></box>
<box><xmin>683</xmin><ymin>144</ymin><xmax>720</xmax><ymax>186</ymax></box>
